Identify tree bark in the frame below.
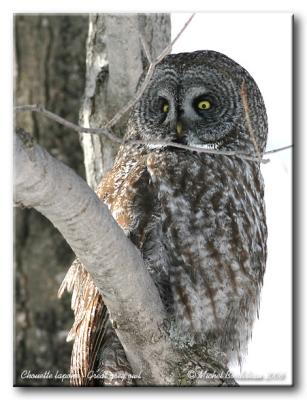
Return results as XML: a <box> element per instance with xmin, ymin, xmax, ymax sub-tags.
<box><xmin>79</xmin><ymin>13</ymin><xmax>171</xmax><ymax>189</ymax></box>
<box><xmin>14</xmin><ymin>15</ymin><xmax>88</xmax><ymax>386</ymax></box>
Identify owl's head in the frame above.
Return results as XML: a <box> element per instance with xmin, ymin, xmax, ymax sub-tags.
<box><xmin>128</xmin><ymin>50</ymin><xmax>268</xmax><ymax>155</ymax></box>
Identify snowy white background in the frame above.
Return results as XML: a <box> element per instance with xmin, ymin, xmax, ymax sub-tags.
<box><xmin>172</xmin><ymin>13</ymin><xmax>292</xmax><ymax>385</ymax></box>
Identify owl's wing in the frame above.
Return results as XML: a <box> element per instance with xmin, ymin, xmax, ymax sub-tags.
<box><xmin>58</xmin><ymin>151</ymin><xmax>153</xmax><ymax>386</ymax></box>
<box><xmin>58</xmin><ymin>259</ymin><xmax>108</xmax><ymax>385</ymax></box>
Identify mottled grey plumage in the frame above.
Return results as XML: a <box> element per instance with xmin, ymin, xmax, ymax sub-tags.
<box><xmin>59</xmin><ymin>50</ymin><xmax>267</xmax><ymax>385</ymax></box>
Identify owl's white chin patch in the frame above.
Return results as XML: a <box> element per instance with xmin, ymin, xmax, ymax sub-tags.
<box><xmin>146</xmin><ymin>142</ymin><xmax>223</xmax><ymax>150</ymax></box>
<box><xmin>191</xmin><ymin>141</ymin><xmax>223</xmax><ymax>150</ymax></box>
<box><xmin>146</xmin><ymin>144</ymin><xmax>168</xmax><ymax>149</ymax></box>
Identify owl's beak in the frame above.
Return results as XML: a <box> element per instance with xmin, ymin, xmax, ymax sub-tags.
<box><xmin>176</xmin><ymin>121</ymin><xmax>183</xmax><ymax>137</ymax></box>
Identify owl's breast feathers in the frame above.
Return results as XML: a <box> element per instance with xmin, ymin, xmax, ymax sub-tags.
<box><xmin>60</xmin><ymin>146</ymin><xmax>267</xmax><ymax>383</ymax></box>
<box><xmin>101</xmin><ymin>147</ymin><xmax>266</xmax><ymax>360</ymax></box>
<box><xmin>146</xmin><ymin>150</ymin><xmax>267</xmax><ymax>359</ymax></box>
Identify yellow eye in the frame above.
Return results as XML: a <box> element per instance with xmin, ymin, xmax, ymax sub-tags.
<box><xmin>197</xmin><ymin>100</ymin><xmax>211</xmax><ymax>110</ymax></box>
<box><xmin>162</xmin><ymin>103</ymin><xmax>169</xmax><ymax>113</ymax></box>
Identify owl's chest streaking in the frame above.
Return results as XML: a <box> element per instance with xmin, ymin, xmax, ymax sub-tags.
<box><xmin>146</xmin><ymin>150</ymin><xmax>266</xmax><ymax>345</ymax></box>
<box><xmin>101</xmin><ymin>147</ymin><xmax>267</xmax><ymax>355</ymax></box>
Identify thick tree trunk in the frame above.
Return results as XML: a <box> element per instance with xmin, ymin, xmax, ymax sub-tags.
<box><xmin>79</xmin><ymin>13</ymin><xmax>171</xmax><ymax>189</ymax></box>
<box><xmin>14</xmin><ymin>15</ymin><xmax>88</xmax><ymax>386</ymax></box>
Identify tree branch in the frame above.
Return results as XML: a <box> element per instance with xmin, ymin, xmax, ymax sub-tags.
<box><xmin>14</xmin><ymin>128</ymin><xmax>174</xmax><ymax>384</ymax></box>
<box><xmin>140</xmin><ymin>33</ymin><xmax>152</xmax><ymax>64</ymax></box>
<box><xmin>14</xmin><ymin>128</ymin><xmax>237</xmax><ymax>386</ymax></box>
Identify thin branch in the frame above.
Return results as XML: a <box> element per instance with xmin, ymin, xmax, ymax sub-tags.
<box><xmin>265</xmin><ymin>144</ymin><xmax>293</xmax><ymax>155</ymax></box>
<box><xmin>14</xmin><ymin>104</ymin><xmax>122</xmax><ymax>144</ymax></box>
<box><xmin>14</xmin><ymin>103</ymin><xmax>292</xmax><ymax>163</ymax></box>
<box><xmin>104</xmin><ymin>63</ymin><xmax>156</xmax><ymax>129</ymax></box>
<box><xmin>140</xmin><ymin>34</ymin><xmax>152</xmax><ymax>64</ymax></box>
<box><xmin>14</xmin><ymin>103</ymin><xmax>260</xmax><ymax>162</ymax></box>
<box><xmin>125</xmin><ymin>138</ymin><xmax>268</xmax><ymax>162</ymax></box>
<box><xmin>170</xmin><ymin>13</ymin><xmax>195</xmax><ymax>49</ymax></box>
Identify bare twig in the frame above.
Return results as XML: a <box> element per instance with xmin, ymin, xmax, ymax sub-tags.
<box><xmin>170</xmin><ymin>13</ymin><xmax>195</xmax><ymax>49</ymax></box>
<box><xmin>104</xmin><ymin>63</ymin><xmax>156</xmax><ymax>129</ymax></box>
<box><xmin>125</xmin><ymin>138</ymin><xmax>268</xmax><ymax>162</ymax></box>
<box><xmin>14</xmin><ymin>104</ymin><xmax>122</xmax><ymax>144</ymax></box>
<box><xmin>140</xmin><ymin>34</ymin><xmax>152</xmax><ymax>64</ymax></box>
<box><xmin>14</xmin><ymin>103</ymin><xmax>292</xmax><ymax>164</ymax></box>
<box><xmin>264</xmin><ymin>144</ymin><xmax>293</xmax><ymax>155</ymax></box>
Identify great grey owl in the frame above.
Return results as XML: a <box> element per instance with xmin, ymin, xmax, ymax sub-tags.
<box><xmin>59</xmin><ymin>50</ymin><xmax>268</xmax><ymax>386</ymax></box>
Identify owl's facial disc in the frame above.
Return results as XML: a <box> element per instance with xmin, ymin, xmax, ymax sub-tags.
<box><xmin>134</xmin><ymin>63</ymin><xmax>241</xmax><ymax>148</ymax></box>
<box><xmin>144</xmin><ymin>76</ymin><xmax>240</xmax><ymax>148</ymax></box>
<box><xmin>129</xmin><ymin>51</ymin><xmax>267</xmax><ymax>154</ymax></box>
